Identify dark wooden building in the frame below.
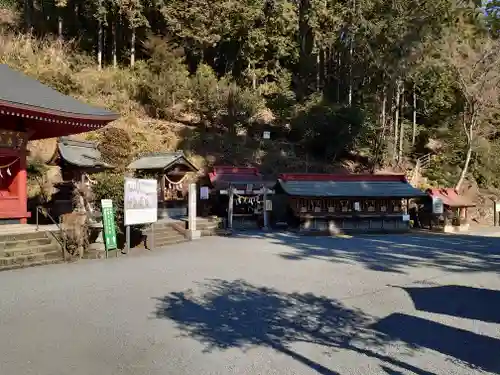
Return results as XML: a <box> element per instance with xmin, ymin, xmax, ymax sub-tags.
<box><xmin>127</xmin><ymin>151</ymin><xmax>199</xmax><ymax>220</ymax></box>
<box><xmin>275</xmin><ymin>173</ymin><xmax>427</xmax><ymax>233</ymax></box>
<box><xmin>205</xmin><ymin>166</ymin><xmax>274</xmax><ymax>229</ymax></box>
<box><xmin>48</xmin><ymin>137</ymin><xmax>113</xmax><ymax>218</ymax></box>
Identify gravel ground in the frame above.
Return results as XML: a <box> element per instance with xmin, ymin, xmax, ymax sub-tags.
<box><xmin>0</xmin><ymin>231</ymin><xmax>499</xmax><ymax>375</ymax></box>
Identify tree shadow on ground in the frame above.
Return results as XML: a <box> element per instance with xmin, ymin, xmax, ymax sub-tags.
<box><xmin>154</xmin><ymin>279</ymin><xmax>442</xmax><ymax>375</ymax></box>
<box><xmin>231</xmin><ymin>231</ymin><xmax>500</xmax><ymax>274</ymax></box>
<box><xmin>400</xmin><ymin>285</ymin><xmax>500</xmax><ymax>324</ymax></box>
<box><xmin>372</xmin><ymin>313</ymin><xmax>500</xmax><ymax>374</ymax></box>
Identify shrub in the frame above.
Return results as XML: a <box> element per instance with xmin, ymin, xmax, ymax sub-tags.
<box><xmin>92</xmin><ymin>172</ymin><xmax>125</xmax><ymax>232</ymax></box>
<box><xmin>98</xmin><ymin>127</ymin><xmax>133</xmax><ymax>169</ymax></box>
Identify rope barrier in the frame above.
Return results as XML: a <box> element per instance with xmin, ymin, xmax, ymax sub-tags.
<box><xmin>0</xmin><ymin>157</ymin><xmax>19</xmax><ymax>169</ymax></box>
<box><xmin>164</xmin><ymin>174</ymin><xmax>188</xmax><ymax>186</ymax></box>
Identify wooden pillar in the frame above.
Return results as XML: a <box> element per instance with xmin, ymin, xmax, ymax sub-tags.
<box><xmin>228</xmin><ymin>186</ymin><xmax>234</xmax><ymax>230</ymax></box>
<box><xmin>17</xmin><ymin>152</ymin><xmax>28</xmax><ymax>224</ymax></box>
<box><xmin>160</xmin><ymin>174</ymin><xmax>166</xmax><ymax>202</ymax></box>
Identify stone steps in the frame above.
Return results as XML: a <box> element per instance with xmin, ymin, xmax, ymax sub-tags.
<box><xmin>0</xmin><ymin>228</ymin><xmax>64</xmax><ymax>271</ymax></box>
<box><xmin>0</xmin><ymin>230</ymin><xmax>52</xmax><ymax>243</ymax></box>
<box><xmin>153</xmin><ymin>233</ymin><xmax>187</xmax><ymax>247</ymax></box>
<box><xmin>0</xmin><ymin>258</ymin><xmax>63</xmax><ymax>272</ymax></box>
<box><xmin>1</xmin><ymin>243</ymin><xmax>59</xmax><ymax>258</ymax></box>
<box><xmin>177</xmin><ymin>217</ymin><xmax>221</xmax><ymax>236</ymax></box>
<box><xmin>144</xmin><ymin>222</ymin><xmax>188</xmax><ymax>249</ymax></box>
<box><xmin>0</xmin><ymin>250</ymin><xmax>63</xmax><ymax>269</ymax></box>
<box><xmin>0</xmin><ymin>237</ymin><xmax>52</xmax><ymax>251</ymax></box>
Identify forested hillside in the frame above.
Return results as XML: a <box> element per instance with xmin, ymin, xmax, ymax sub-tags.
<box><xmin>2</xmin><ymin>0</ymin><xmax>500</xmax><ymax>201</ymax></box>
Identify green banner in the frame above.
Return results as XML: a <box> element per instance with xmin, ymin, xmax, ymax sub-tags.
<box><xmin>101</xmin><ymin>199</ymin><xmax>117</xmax><ymax>251</ymax></box>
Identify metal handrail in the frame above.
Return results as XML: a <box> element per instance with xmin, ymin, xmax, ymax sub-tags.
<box><xmin>35</xmin><ymin>206</ymin><xmax>67</xmax><ymax>261</ymax></box>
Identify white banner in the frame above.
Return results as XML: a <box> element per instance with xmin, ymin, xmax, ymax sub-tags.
<box><xmin>124</xmin><ymin>178</ymin><xmax>158</xmax><ymax>226</ymax></box>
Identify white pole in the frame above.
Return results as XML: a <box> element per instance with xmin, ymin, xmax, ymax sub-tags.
<box><xmin>188</xmin><ymin>183</ymin><xmax>201</xmax><ymax>239</ymax></box>
<box><xmin>263</xmin><ymin>187</ymin><xmax>269</xmax><ymax>230</ymax></box>
<box><xmin>228</xmin><ymin>186</ymin><xmax>234</xmax><ymax>230</ymax></box>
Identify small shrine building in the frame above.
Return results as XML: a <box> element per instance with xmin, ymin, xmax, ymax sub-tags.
<box><xmin>127</xmin><ymin>151</ymin><xmax>199</xmax><ymax>220</ymax></box>
<box><xmin>0</xmin><ymin>64</ymin><xmax>118</xmax><ymax>224</ymax></box>
<box><xmin>47</xmin><ymin>137</ymin><xmax>113</xmax><ymax>218</ymax></box>
<box><xmin>417</xmin><ymin>188</ymin><xmax>475</xmax><ymax>232</ymax></box>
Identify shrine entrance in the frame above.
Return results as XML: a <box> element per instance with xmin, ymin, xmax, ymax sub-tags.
<box><xmin>127</xmin><ymin>151</ymin><xmax>199</xmax><ymax>220</ymax></box>
<box><xmin>205</xmin><ymin>166</ymin><xmax>274</xmax><ymax>230</ymax></box>
<box><xmin>224</xmin><ymin>184</ymin><xmax>274</xmax><ymax>230</ymax></box>
<box><xmin>0</xmin><ymin>130</ymin><xmax>28</xmax><ymax>223</ymax></box>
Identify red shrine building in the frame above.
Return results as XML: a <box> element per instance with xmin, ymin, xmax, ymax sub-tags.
<box><xmin>0</xmin><ymin>64</ymin><xmax>118</xmax><ymax>224</ymax></box>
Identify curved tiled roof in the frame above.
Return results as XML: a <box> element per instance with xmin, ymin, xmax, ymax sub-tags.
<box><xmin>127</xmin><ymin>151</ymin><xmax>198</xmax><ymax>171</ymax></box>
<box><xmin>58</xmin><ymin>137</ymin><xmax>112</xmax><ymax>168</ymax></box>
<box><xmin>0</xmin><ymin>64</ymin><xmax>118</xmax><ymax>122</ymax></box>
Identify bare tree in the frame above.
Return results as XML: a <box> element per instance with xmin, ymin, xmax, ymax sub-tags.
<box><xmin>442</xmin><ymin>36</ymin><xmax>500</xmax><ymax>190</ymax></box>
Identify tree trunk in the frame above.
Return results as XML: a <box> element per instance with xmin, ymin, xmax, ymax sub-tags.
<box><xmin>57</xmin><ymin>14</ymin><xmax>63</xmax><ymax>39</ymax></box>
<box><xmin>319</xmin><ymin>47</ymin><xmax>325</xmax><ymax>90</ymax></box>
<box><xmin>381</xmin><ymin>86</ymin><xmax>387</xmax><ymax>132</ymax></box>
<box><xmin>130</xmin><ymin>27</ymin><xmax>136</xmax><ymax>68</ymax></box>
<box><xmin>456</xmin><ymin>144</ymin><xmax>472</xmax><ymax>191</ymax></box>
<box><xmin>412</xmin><ymin>83</ymin><xmax>417</xmax><ymax>146</ymax></box>
<box><xmin>348</xmin><ymin>37</ymin><xmax>353</xmax><ymax>107</ymax></box>
<box><xmin>252</xmin><ymin>63</ymin><xmax>257</xmax><ymax>90</ymax></box>
<box><xmin>393</xmin><ymin>80</ymin><xmax>401</xmax><ymax>162</ymax></box>
<box><xmin>98</xmin><ymin>23</ymin><xmax>103</xmax><ymax>70</ymax></box>
<box><xmin>316</xmin><ymin>49</ymin><xmax>320</xmax><ymax>92</ymax></box>
<box><xmin>398</xmin><ymin>85</ymin><xmax>405</xmax><ymax>162</ymax></box>
<box><xmin>24</xmin><ymin>0</ymin><xmax>32</xmax><ymax>33</ymax></box>
<box><xmin>112</xmin><ymin>21</ymin><xmax>117</xmax><ymax>68</ymax></box>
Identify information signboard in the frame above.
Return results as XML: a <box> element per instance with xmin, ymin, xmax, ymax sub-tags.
<box><xmin>101</xmin><ymin>199</ymin><xmax>117</xmax><ymax>251</ymax></box>
<box><xmin>124</xmin><ymin>178</ymin><xmax>158</xmax><ymax>226</ymax></box>
<box><xmin>432</xmin><ymin>197</ymin><xmax>444</xmax><ymax>214</ymax></box>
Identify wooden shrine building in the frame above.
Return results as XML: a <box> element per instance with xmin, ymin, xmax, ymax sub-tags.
<box><xmin>127</xmin><ymin>151</ymin><xmax>199</xmax><ymax>219</ymax></box>
<box><xmin>275</xmin><ymin>173</ymin><xmax>427</xmax><ymax>233</ymax></box>
<box><xmin>414</xmin><ymin>188</ymin><xmax>475</xmax><ymax>233</ymax></box>
<box><xmin>50</xmin><ymin>136</ymin><xmax>112</xmax><ymax>182</ymax></box>
<box><xmin>206</xmin><ymin>166</ymin><xmax>275</xmax><ymax>229</ymax></box>
<box><xmin>47</xmin><ymin>137</ymin><xmax>113</xmax><ymax>218</ymax></box>
<box><xmin>0</xmin><ymin>64</ymin><xmax>118</xmax><ymax>224</ymax></box>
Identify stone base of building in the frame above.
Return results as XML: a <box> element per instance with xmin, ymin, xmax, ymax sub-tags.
<box><xmin>299</xmin><ymin>217</ymin><xmax>410</xmax><ymax>234</ymax></box>
<box><xmin>440</xmin><ymin>224</ymin><xmax>470</xmax><ymax>233</ymax></box>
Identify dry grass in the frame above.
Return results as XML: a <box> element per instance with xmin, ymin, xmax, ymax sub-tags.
<box><xmin>1</xmin><ymin>32</ymin><xmax>330</xmax><ymax>176</ymax></box>
<box><xmin>28</xmin><ymin>138</ymin><xmax>58</xmax><ymax>162</ymax></box>
<box><xmin>0</xmin><ymin>32</ymin><xmax>186</xmax><ymax>161</ymax></box>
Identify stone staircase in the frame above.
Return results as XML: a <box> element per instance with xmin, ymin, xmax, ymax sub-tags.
<box><xmin>143</xmin><ymin>221</ymin><xmax>187</xmax><ymax>249</ymax></box>
<box><xmin>406</xmin><ymin>153</ymin><xmax>432</xmax><ymax>187</ymax></box>
<box><xmin>176</xmin><ymin>217</ymin><xmax>222</xmax><ymax>236</ymax></box>
<box><xmin>0</xmin><ymin>227</ymin><xmax>64</xmax><ymax>271</ymax></box>
<box><xmin>143</xmin><ymin>217</ymin><xmax>222</xmax><ymax>249</ymax></box>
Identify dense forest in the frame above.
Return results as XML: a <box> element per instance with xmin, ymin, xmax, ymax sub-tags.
<box><xmin>2</xmin><ymin>0</ymin><xmax>500</xmax><ymax>198</ymax></box>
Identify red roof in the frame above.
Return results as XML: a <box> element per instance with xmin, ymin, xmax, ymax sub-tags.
<box><xmin>278</xmin><ymin>173</ymin><xmax>408</xmax><ymax>182</ymax></box>
<box><xmin>208</xmin><ymin>166</ymin><xmax>262</xmax><ymax>183</ymax></box>
<box><xmin>426</xmin><ymin>188</ymin><xmax>475</xmax><ymax>208</ymax></box>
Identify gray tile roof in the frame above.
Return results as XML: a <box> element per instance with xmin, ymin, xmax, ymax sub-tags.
<box><xmin>0</xmin><ymin>64</ymin><xmax>118</xmax><ymax>119</ymax></box>
<box><xmin>58</xmin><ymin>137</ymin><xmax>112</xmax><ymax>168</ymax></box>
<box><xmin>278</xmin><ymin>180</ymin><xmax>427</xmax><ymax>198</ymax></box>
<box><xmin>127</xmin><ymin>151</ymin><xmax>198</xmax><ymax>171</ymax></box>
